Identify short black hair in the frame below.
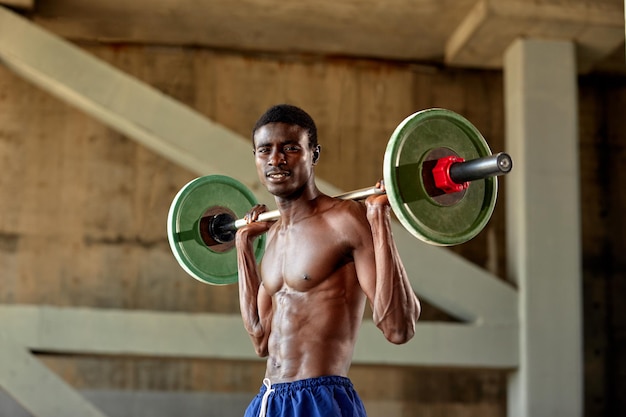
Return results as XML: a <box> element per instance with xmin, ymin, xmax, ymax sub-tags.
<box><xmin>252</xmin><ymin>104</ymin><xmax>318</xmax><ymax>148</ymax></box>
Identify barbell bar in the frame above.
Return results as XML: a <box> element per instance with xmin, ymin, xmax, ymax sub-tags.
<box><xmin>207</xmin><ymin>152</ymin><xmax>512</xmax><ymax>239</ymax></box>
<box><xmin>167</xmin><ymin>108</ymin><xmax>513</xmax><ymax>285</ymax></box>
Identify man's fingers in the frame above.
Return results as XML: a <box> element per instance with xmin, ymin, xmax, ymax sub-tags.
<box><xmin>245</xmin><ymin>204</ymin><xmax>268</xmax><ymax>224</ymax></box>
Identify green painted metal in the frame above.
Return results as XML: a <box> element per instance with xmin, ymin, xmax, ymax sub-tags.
<box><xmin>383</xmin><ymin>108</ymin><xmax>498</xmax><ymax>245</ymax></box>
<box><xmin>167</xmin><ymin>175</ymin><xmax>265</xmax><ymax>285</ymax></box>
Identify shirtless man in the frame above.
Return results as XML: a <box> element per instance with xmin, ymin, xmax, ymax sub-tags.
<box><xmin>236</xmin><ymin>104</ymin><xmax>421</xmax><ymax>417</ymax></box>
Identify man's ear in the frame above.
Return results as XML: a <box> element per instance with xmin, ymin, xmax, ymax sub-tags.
<box><xmin>312</xmin><ymin>145</ymin><xmax>321</xmax><ymax>164</ymax></box>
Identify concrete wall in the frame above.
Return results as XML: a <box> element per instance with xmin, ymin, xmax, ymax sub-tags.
<box><xmin>1</xmin><ymin>42</ymin><xmax>624</xmax><ymax>416</ymax></box>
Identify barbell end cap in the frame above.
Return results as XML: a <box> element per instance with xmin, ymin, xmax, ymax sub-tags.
<box><xmin>496</xmin><ymin>152</ymin><xmax>513</xmax><ymax>174</ymax></box>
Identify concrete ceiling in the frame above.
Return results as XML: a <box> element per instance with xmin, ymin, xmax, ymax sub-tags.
<box><xmin>6</xmin><ymin>0</ymin><xmax>626</xmax><ymax>74</ymax></box>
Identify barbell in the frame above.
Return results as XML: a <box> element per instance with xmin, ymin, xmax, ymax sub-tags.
<box><xmin>167</xmin><ymin>108</ymin><xmax>512</xmax><ymax>285</ymax></box>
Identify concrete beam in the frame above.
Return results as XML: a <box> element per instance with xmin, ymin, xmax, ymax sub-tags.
<box><xmin>0</xmin><ymin>305</ymin><xmax>518</xmax><ymax>368</ymax></box>
<box><xmin>0</xmin><ymin>334</ymin><xmax>108</xmax><ymax>417</ymax></box>
<box><xmin>0</xmin><ymin>5</ymin><xmax>265</xmax><ymax>196</ymax></box>
<box><xmin>446</xmin><ymin>0</ymin><xmax>625</xmax><ymax>72</ymax></box>
<box><xmin>392</xmin><ymin>223</ymin><xmax>517</xmax><ymax>324</ymax></box>
<box><xmin>0</xmin><ymin>0</ymin><xmax>33</xmax><ymax>9</ymax></box>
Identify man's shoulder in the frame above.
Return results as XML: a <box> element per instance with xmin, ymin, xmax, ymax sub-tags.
<box><xmin>319</xmin><ymin>196</ymin><xmax>368</xmax><ymax>224</ymax></box>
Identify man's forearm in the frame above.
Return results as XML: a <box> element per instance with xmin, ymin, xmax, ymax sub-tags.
<box><xmin>367</xmin><ymin>205</ymin><xmax>421</xmax><ymax>344</ymax></box>
<box><xmin>236</xmin><ymin>231</ymin><xmax>264</xmax><ymax>339</ymax></box>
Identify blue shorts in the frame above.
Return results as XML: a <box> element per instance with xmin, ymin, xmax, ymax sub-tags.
<box><xmin>244</xmin><ymin>375</ymin><xmax>367</xmax><ymax>417</ymax></box>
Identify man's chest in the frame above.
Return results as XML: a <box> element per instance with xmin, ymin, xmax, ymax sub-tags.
<box><xmin>260</xmin><ymin>225</ymin><xmax>353</xmax><ymax>293</ymax></box>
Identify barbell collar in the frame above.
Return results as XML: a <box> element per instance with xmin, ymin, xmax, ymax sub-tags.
<box><xmin>209</xmin><ymin>212</ymin><xmax>237</xmax><ymax>244</ymax></box>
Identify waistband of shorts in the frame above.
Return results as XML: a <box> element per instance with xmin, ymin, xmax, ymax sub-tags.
<box><xmin>260</xmin><ymin>375</ymin><xmax>353</xmax><ymax>395</ymax></box>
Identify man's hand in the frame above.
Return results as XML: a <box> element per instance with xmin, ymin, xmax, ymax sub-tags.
<box><xmin>365</xmin><ymin>180</ymin><xmax>390</xmax><ymax>209</ymax></box>
<box><xmin>237</xmin><ymin>204</ymin><xmax>273</xmax><ymax>240</ymax></box>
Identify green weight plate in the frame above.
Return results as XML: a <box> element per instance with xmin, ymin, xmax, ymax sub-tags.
<box><xmin>383</xmin><ymin>108</ymin><xmax>497</xmax><ymax>246</ymax></box>
<box><xmin>167</xmin><ymin>175</ymin><xmax>266</xmax><ymax>285</ymax></box>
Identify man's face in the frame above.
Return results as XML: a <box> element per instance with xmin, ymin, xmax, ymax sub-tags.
<box><xmin>253</xmin><ymin>122</ymin><xmax>316</xmax><ymax>199</ymax></box>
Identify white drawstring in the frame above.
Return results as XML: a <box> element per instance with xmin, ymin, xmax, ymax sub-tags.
<box><xmin>259</xmin><ymin>378</ymin><xmax>274</xmax><ymax>417</ymax></box>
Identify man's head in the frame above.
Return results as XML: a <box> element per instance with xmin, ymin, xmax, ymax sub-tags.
<box><xmin>252</xmin><ymin>104</ymin><xmax>318</xmax><ymax>151</ymax></box>
<box><xmin>252</xmin><ymin>105</ymin><xmax>321</xmax><ymax>198</ymax></box>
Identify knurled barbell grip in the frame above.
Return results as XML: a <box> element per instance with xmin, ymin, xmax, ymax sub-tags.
<box><xmin>449</xmin><ymin>152</ymin><xmax>513</xmax><ymax>184</ymax></box>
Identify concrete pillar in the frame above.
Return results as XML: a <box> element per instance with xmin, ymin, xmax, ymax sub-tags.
<box><xmin>503</xmin><ymin>39</ymin><xmax>583</xmax><ymax>417</ymax></box>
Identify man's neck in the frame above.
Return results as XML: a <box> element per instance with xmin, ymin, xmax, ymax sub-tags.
<box><xmin>275</xmin><ymin>182</ymin><xmax>322</xmax><ymax>225</ymax></box>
